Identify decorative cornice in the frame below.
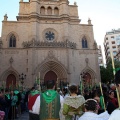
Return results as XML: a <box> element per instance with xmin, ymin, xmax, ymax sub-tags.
<box><xmin>17</xmin><ymin>14</ymin><xmax>80</xmax><ymax>23</ymax></box>
<box><xmin>22</xmin><ymin>39</ymin><xmax>76</xmax><ymax>49</ymax></box>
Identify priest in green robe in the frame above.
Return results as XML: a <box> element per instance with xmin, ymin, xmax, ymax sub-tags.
<box><xmin>32</xmin><ymin>80</ymin><xmax>64</xmax><ymax>120</ymax></box>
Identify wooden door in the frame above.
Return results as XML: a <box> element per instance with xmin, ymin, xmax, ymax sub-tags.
<box><xmin>44</xmin><ymin>71</ymin><xmax>57</xmax><ymax>83</ymax></box>
<box><xmin>6</xmin><ymin>74</ymin><xmax>16</xmax><ymax>89</ymax></box>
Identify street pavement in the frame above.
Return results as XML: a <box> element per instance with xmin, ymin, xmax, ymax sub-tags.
<box><xmin>16</xmin><ymin>112</ymin><xmax>29</xmax><ymax>120</ymax></box>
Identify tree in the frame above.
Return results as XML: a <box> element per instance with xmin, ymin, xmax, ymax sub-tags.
<box><xmin>100</xmin><ymin>59</ymin><xmax>120</xmax><ymax>83</ymax></box>
<box><xmin>100</xmin><ymin>65</ymin><xmax>113</xmax><ymax>83</ymax></box>
<box><xmin>100</xmin><ymin>66</ymin><xmax>108</xmax><ymax>83</ymax></box>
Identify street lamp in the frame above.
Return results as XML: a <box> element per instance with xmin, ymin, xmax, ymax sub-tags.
<box><xmin>19</xmin><ymin>73</ymin><xmax>26</xmax><ymax>90</ymax></box>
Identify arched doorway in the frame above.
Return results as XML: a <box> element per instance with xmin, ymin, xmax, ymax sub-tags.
<box><xmin>44</xmin><ymin>71</ymin><xmax>57</xmax><ymax>84</ymax></box>
<box><xmin>84</xmin><ymin>72</ymin><xmax>91</xmax><ymax>83</ymax></box>
<box><xmin>6</xmin><ymin>74</ymin><xmax>16</xmax><ymax>89</ymax></box>
<box><xmin>82</xmin><ymin>72</ymin><xmax>92</xmax><ymax>88</ymax></box>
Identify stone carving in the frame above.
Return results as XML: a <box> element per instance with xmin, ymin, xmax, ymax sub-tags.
<box><xmin>5</xmin><ymin>50</ymin><xmax>19</xmax><ymax>54</ymax></box>
<box><xmin>43</xmin><ymin>28</ymin><xmax>58</xmax><ymax>42</ymax></box>
<box><xmin>22</xmin><ymin>40</ymin><xmax>76</xmax><ymax>49</ymax></box>
<box><xmin>85</xmin><ymin>58</ymin><xmax>89</xmax><ymax>66</ymax></box>
<box><xmin>93</xmin><ymin>41</ymin><xmax>98</xmax><ymax>49</ymax></box>
<box><xmin>48</xmin><ymin>50</ymin><xmax>54</xmax><ymax>59</ymax></box>
<box><xmin>9</xmin><ymin>57</ymin><xmax>14</xmax><ymax>65</ymax></box>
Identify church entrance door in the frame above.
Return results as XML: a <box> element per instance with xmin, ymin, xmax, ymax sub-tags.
<box><xmin>6</xmin><ymin>74</ymin><xmax>16</xmax><ymax>89</ymax></box>
<box><xmin>44</xmin><ymin>71</ymin><xmax>57</xmax><ymax>84</ymax></box>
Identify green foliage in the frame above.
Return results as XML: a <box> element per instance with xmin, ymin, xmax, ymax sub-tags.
<box><xmin>114</xmin><ymin>60</ymin><xmax>120</xmax><ymax>72</ymax></box>
<box><xmin>100</xmin><ymin>66</ymin><xmax>111</xmax><ymax>83</ymax></box>
<box><xmin>100</xmin><ymin>59</ymin><xmax>120</xmax><ymax>83</ymax></box>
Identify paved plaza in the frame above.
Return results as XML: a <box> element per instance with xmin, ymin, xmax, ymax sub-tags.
<box><xmin>16</xmin><ymin>112</ymin><xmax>29</xmax><ymax>120</ymax></box>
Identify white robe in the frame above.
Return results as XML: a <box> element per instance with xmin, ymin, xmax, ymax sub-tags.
<box><xmin>108</xmin><ymin>109</ymin><xmax>120</xmax><ymax>120</ymax></box>
<box><xmin>79</xmin><ymin>111</ymin><xmax>109</xmax><ymax>120</ymax></box>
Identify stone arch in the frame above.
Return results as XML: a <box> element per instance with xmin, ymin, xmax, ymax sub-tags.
<box><xmin>80</xmin><ymin>66</ymin><xmax>96</xmax><ymax>85</ymax></box>
<box><xmin>34</xmin><ymin>58</ymin><xmax>68</xmax><ymax>84</ymax></box>
<box><xmin>54</xmin><ymin>7</ymin><xmax>59</xmax><ymax>15</ymax></box>
<box><xmin>79</xmin><ymin>34</ymin><xmax>91</xmax><ymax>49</ymax></box>
<box><xmin>6</xmin><ymin>31</ymin><xmax>19</xmax><ymax>48</ymax></box>
<box><xmin>0</xmin><ymin>67</ymin><xmax>19</xmax><ymax>88</ymax></box>
<box><xmin>9</xmin><ymin>34</ymin><xmax>16</xmax><ymax>47</ymax></box>
<box><xmin>47</xmin><ymin>6</ymin><xmax>52</xmax><ymax>15</ymax></box>
<box><xmin>40</xmin><ymin>6</ymin><xmax>45</xmax><ymax>15</ymax></box>
<box><xmin>82</xmin><ymin>36</ymin><xmax>88</xmax><ymax>48</ymax></box>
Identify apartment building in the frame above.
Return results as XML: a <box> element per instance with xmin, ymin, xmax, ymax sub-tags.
<box><xmin>98</xmin><ymin>45</ymin><xmax>104</xmax><ymax>66</ymax></box>
<box><xmin>104</xmin><ymin>29</ymin><xmax>120</xmax><ymax>63</ymax></box>
<box><xmin>116</xmin><ymin>45</ymin><xmax>120</xmax><ymax>61</ymax></box>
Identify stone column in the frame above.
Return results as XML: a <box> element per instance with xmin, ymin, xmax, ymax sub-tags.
<box><xmin>45</xmin><ymin>7</ymin><xmax>47</xmax><ymax>15</ymax></box>
<box><xmin>52</xmin><ymin>8</ymin><xmax>54</xmax><ymax>15</ymax></box>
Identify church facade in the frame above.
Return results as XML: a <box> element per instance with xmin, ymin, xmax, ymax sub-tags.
<box><xmin>0</xmin><ymin>0</ymin><xmax>100</xmax><ymax>88</ymax></box>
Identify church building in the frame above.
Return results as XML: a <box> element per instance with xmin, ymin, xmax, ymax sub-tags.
<box><xmin>0</xmin><ymin>0</ymin><xmax>100</xmax><ymax>88</ymax></box>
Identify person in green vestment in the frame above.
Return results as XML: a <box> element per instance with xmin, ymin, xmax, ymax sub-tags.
<box><xmin>32</xmin><ymin>80</ymin><xmax>64</xmax><ymax>120</ymax></box>
<box><xmin>5</xmin><ymin>89</ymin><xmax>11</xmax><ymax>120</ymax></box>
<box><xmin>63</xmin><ymin>84</ymin><xmax>85</xmax><ymax>120</ymax></box>
<box><xmin>8</xmin><ymin>90</ymin><xmax>18</xmax><ymax>120</ymax></box>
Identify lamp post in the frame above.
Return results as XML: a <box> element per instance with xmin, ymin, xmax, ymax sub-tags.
<box><xmin>19</xmin><ymin>73</ymin><xmax>26</xmax><ymax>90</ymax></box>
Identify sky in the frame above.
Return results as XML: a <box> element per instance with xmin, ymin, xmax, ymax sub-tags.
<box><xmin>0</xmin><ymin>0</ymin><xmax>120</xmax><ymax>63</ymax></box>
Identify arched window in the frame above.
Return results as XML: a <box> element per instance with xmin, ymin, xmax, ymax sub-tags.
<box><xmin>54</xmin><ymin>7</ymin><xmax>59</xmax><ymax>15</ymax></box>
<box><xmin>47</xmin><ymin>7</ymin><xmax>52</xmax><ymax>15</ymax></box>
<box><xmin>9</xmin><ymin>34</ymin><xmax>16</xmax><ymax>47</ymax></box>
<box><xmin>82</xmin><ymin>36</ymin><xmax>88</xmax><ymax>48</ymax></box>
<box><xmin>40</xmin><ymin>6</ymin><xmax>45</xmax><ymax>15</ymax></box>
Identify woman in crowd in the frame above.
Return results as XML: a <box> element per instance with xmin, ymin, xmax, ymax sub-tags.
<box><xmin>63</xmin><ymin>84</ymin><xmax>85</xmax><ymax>120</ymax></box>
<box><xmin>108</xmin><ymin>90</ymin><xmax>118</xmax><ymax>108</ymax></box>
<box><xmin>106</xmin><ymin>90</ymin><xmax>118</xmax><ymax>114</ymax></box>
<box><xmin>79</xmin><ymin>99</ymin><xmax>109</xmax><ymax>120</ymax></box>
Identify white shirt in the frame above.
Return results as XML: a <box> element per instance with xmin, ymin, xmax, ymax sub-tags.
<box><xmin>32</xmin><ymin>94</ymin><xmax>64</xmax><ymax>115</ymax></box>
<box><xmin>79</xmin><ymin>111</ymin><xmax>109</xmax><ymax>120</ymax></box>
<box><xmin>108</xmin><ymin>109</ymin><xmax>120</xmax><ymax>120</ymax></box>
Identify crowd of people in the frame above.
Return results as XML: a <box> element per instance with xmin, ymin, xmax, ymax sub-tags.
<box><xmin>0</xmin><ymin>70</ymin><xmax>120</xmax><ymax>120</ymax></box>
<box><xmin>0</xmin><ymin>87</ymin><xmax>30</xmax><ymax>120</ymax></box>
